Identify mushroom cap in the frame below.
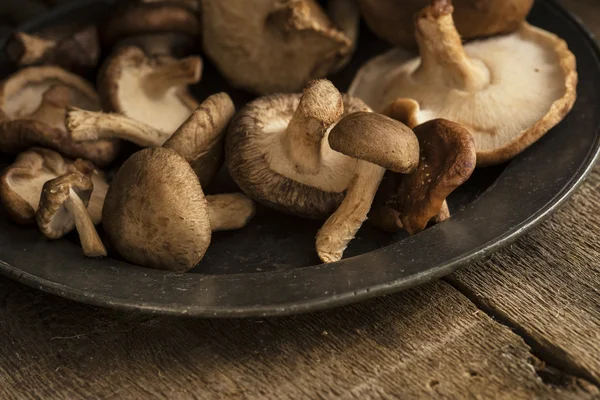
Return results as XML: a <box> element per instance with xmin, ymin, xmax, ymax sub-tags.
<box><xmin>358</xmin><ymin>0</ymin><xmax>534</xmax><ymax>48</ymax></box>
<box><xmin>226</xmin><ymin>93</ymin><xmax>370</xmax><ymax>219</ymax></box>
<box><xmin>0</xmin><ymin>148</ymin><xmax>81</xmax><ymax>225</ymax></box>
<box><xmin>102</xmin><ymin>147</ymin><xmax>211</xmax><ymax>272</ymax></box>
<box><xmin>328</xmin><ymin>112</ymin><xmax>420</xmax><ymax>174</ymax></box>
<box><xmin>36</xmin><ymin>171</ymin><xmax>93</xmax><ymax>239</ymax></box>
<box><xmin>0</xmin><ymin>66</ymin><xmax>101</xmax><ymax>119</ymax></box>
<box><xmin>3</xmin><ymin>25</ymin><xmax>100</xmax><ymax>74</ymax></box>
<box><xmin>0</xmin><ymin>82</ymin><xmax>119</xmax><ymax>167</ymax></box>
<box><xmin>391</xmin><ymin>119</ymin><xmax>476</xmax><ymax>235</ymax></box>
<box><xmin>201</xmin><ymin>0</ymin><xmax>351</xmax><ymax>95</ymax></box>
<box><xmin>350</xmin><ymin>21</ymin><xmax>577</xmax><ymax>166</ymax></box>
<box><xmin>100</xmin><ymin>1</ymin><xmax>200</xmax><ymax>49</ymax></box>
<box><xmin>163</xmin><ymin>92</ymin><xmax>235</xmax><ymax>186</ymax></box>
<box><xmin>98</xmin><ymin>46</ymin><xmax>200</xmax><ymax>134</ymax></box>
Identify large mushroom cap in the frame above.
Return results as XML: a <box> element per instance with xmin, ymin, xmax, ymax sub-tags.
<box><xmin>0</xmin><ymin>148</ymin><xmax>80</xmax><ymax>225</ymax></box>
<box><xmin>226</xmin><ymin>80</ymin><xmax>370</xmax><ymax>219</ymax></box>
<box><xmin>100</xmin><ymin>1</ymin><xmax>200</xmax><ymax>50</ymax></box>
<box><xmin>0</xmin><ymin>75</ymin><xmax>119</xmax><ymax>167</ymax></box>
<box><xmin>98</xmin><ymin>46</ymin><xmax>201</xmax><ymax>134</ymax></box>
<box><xmin>0</xmin><ymin>66</ymin><xmax>100</xmax><ymax>119</ymax></box>
<box><xmin>350</xmin><ymin>1</ymin><xmax>577</xmax><ymax>166</ymax></box>
<box><xmin>201</xmin><ymin>0</ymin><xmax>352</xmax><ymax>95</ymax></box>
<box><xmin>358</xmin><ymin>0</ymin><xmax>533</xmax><ymax>48</ymax></box>
<box><xmin>102</xmin><ymin>147</ymin><xmax>211</xmax><ymax>272</ymax></box>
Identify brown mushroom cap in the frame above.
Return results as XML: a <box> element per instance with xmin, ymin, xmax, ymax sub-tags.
<box><xmin>350</xmin><ymin>0</ymin><xmax>577</xmax><ymax>166</ymax></box>
<box><xmin>226</xmin><ymin>80</ymin><xmax>370</xmax><ymax>219</ymax></box>
<box><xmin>0</xmin><ymin>148</ymin><xmax>82</xmax><ymax>225</ymax></box>
<box><xmin>100</xmin><ymin>2</ymin><xmax>200</xmax><ymax>50</ymax></box>
<box><xmin>37</xmin><ymin>171</ymin><xmax>107</xmax><ymax>257</ymax></box>
<box><xmin>98</xmin><ymin>46</ymin><xmax>201</xmax><ymax>134</ymax></box>
<box><xmin>3</xmin><ymin>25</ymin><xmax>100</xmax><ymax>74</ymax></box>
<box><xmin>0</xmin><ymin>84</ymin><xmax>120</xmax><ymax>167</ymax></box>
<box><xmin>389</xmin><ymin>119</ymin><xmax>476</xmax><ymax>235</ymax></box>
<box><xmin>328</xmin><ymin>112</ymin><xmax>419</xmax><ymax>174</ymax></box>
<box><xmin>163</xmin><ymin>92</ymin><xmax>235</xmax><ymax>186</ymax></box>
<box><xmin>201</xmin><ymin>0</ymin><xmax>351</xmax><ymax>95</ymax></box>
<box><xmin>0</xmin><ymin>65</ymin><xmax>100</xmax><ymax>119</ymax></box>
<box><xmin>358</xmin><ymin>0</ymin><xmax>534</xmax><ymax>48</ymax></box>
<box><xmin>102</xmin><ymin>147</ymin><xmax>211</xmax><ymax>272</ymax></box>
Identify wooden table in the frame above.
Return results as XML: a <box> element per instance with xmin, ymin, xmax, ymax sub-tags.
<box><xmin>1</xmin><ymin>1</ymin><xmax>599</xmax><ymax>399</ymax></box>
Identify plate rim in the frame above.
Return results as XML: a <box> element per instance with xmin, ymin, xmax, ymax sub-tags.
<box><xmin>0</xmin><ymin>0</ymin><xmax>598</xmax><ymax>318</ymax></box>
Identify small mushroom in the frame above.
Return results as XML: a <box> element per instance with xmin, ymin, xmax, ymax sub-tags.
<box><xmin>102</xmin><ymin>147</ymin><xmax>255</xmax><ymax>272</ymax></box>
<box><xmin>67</xmin><ymin>92</ymin><xmax>234</xmax><ymax>186</ymax></box>
<box><xmin>0</xmin><ymin>67</ymin><xmax>119</xmax><ymax>167</ymax></box>
<box><xmin>226</xmin><ymin>79</ymin><xmax>370</xmax><ymax>219</ymax></box>
<box><xmin>357</xmin><ymin>0</ymin><xmax>534</xmax><ymax>48</ymax></box>
<box><xmin>201</xmin><ymin>0</ymin><xmax>352</xmax><ymax>95</ymax></box>
<box><xmin>0</xmin><ymin>148</ymin><xmax>106</xmax><ymax>225</ymax></box>
<box><xmin>316</xmin><ymin>112</ymin><xmax>420</xmax><ymax>263</ymax></box>
<box><xmin>97</xmin><ymin>46</ymin><xmax>201</xmax><ymax>135</ymax></box>
<box><xmin>350</xmin><ymin>0</ymin><xmax>577</xmax><ymax>166</ymax></box>
<box><xmin>37</xmin><ymin>171</ymin><xmax>107</xmax><ymax>257</ymax></box>
<box><xmin>100</xmin><ymin>1</ymin><xmax>200</xmax><ymax>57</ymax></box>
<box><xmin>3</xmin><ymin>25</ymin><xmax>100</xmax><ymax>74</ymax></box>
<box><xmin>379</xmin><ymin>119</ymin><xmax>476</xmax><ymax>235</ymax></box>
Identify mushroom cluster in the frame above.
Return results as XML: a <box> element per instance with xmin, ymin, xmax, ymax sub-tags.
<box><xmin>0</xmin><ymin>0</ymin><xmax>577</xmax><ymax>272</ymax></box>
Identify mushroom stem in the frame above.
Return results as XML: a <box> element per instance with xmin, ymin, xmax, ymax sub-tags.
<box><xmin>4</xmin><ymin>32</ymin><xmax>56</xmax><ymax>65</ymax></box>
<box><xmin>283</xmin><ymin>80</ymin><xmax>344</xmax><ymax>174</ymax></box>
<box><xmin>414</xmin><ymin>0</ymin><xmax>489</xmax><ymax>91</ymax></box>
<box><xmin>206</xmin><ymin>193</ymin><xmax>256</xmax><ymax>232</ymax></box>
<box><xmin>435</xmin><ymin>200</ymin><xmax>450</xmax><ymax>223</ymax></box>
<box><xmin>28</xmin><ymin>85</ymin><xmax>70</xmax><ymax>127</ymax></box>
<box><xmin>65</xmin><ymin>189</ymin><xmax>107</xmax><ymax>257</ymax></box>
<box><xmin>142</xmin><ymin>56</ymin><xmax>202</xmax><ymax>99</ymax></box>
<box><xmin>316</xmin><ymin>161</ymin><xmax>385</xmax><ymax>263</ymax></box>
<box><xmin>381</xmin><ymin>98</ymin><xmax>420</xmax><ymax>129</ymax></box>
<box><xmin>66</xmin><ymin>108</ymin><xmax>169</xmax><ymax>147</ymax></box>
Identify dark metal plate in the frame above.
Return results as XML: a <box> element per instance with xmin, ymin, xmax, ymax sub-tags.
<box><xmin>0</xmin><ymin>0</ymin><xmax>598</xmax><ymax>317</ymax></box>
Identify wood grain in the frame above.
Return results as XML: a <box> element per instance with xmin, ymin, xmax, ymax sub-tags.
<box><xmin>0</xmin><ymin>278</ymin><xmax>596</xmax><ymax>400</ymax></box>
<box><xmin>449</xmin><ymin>166</ymin><xmax>600</xmax><ymax>384</ymax></box>
<box><xmin>0</xmin><ymin>1</ymin><xmax>598</xmax><ymax>399</ymax></box>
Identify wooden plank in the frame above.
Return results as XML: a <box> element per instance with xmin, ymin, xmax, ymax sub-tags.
<box><xmin>449</xmin><ymin>166</ymin><xmax>600</xmax><ymax>385</ymax></box>
<box><xmin>0</xmin><ymin>278</ymin><xmax>596</xmax><ymax>400</ymax></box>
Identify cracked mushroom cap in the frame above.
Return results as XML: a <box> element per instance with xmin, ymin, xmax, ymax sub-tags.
<box><xmin>0</xmin><ymin>84</ymin><xmax>120</xmax><ymax>167</ymax></box>
<box><xmin>100</xmin><ymin>1</ymin><xmax>200</xmax><ymax>54</ymax></box>
<box><xmin>201</xmin><ymin>0</ymin><xmax>352</xmax><ymax>95</ymax></box>
<box><xmin>37</xmin><ymin>171</ymin><xmax>107</xmax><ymax>257</ymax></box>
<box><xmin>102</xmin><ymin>147</ymin><xmax>211</xmax><ymax>272</ymax></box>
<box><xmin>226</xmin><ymin>79</ymin><xmax>371</xmax><ymax>219</ymax></box>
<box><xmin>350</xmin><ymin>0</ymin><xmax>577</xmax><ymax>166</ymax></box>
<box><xmin>388</xmin><ymin>119</ymin><xmax>476</xmax><ymax>235</ymax></box>
<box><xmin>98</xmin><ymin>46</ymin><xmax>201</xmax><ymax>135</ymax></box>
<box><xmin>0</xmin><ymin>148</ymin><xmax>84</xmax><ymax>224</ymax></box>
<box><xmin>358</xmin><ymin>0</ymin><xmax>533</xmax><ymax>48</ymax></box>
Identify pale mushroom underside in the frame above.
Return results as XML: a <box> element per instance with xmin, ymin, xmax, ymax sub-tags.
<box><xmin>349</xmin><ymin>23</ymin><xmax>576</xmax><ymax>157</ymax></box>
<box><xmin>117</xmin><ymin>67</ymin><xmax>194</xmax><ymax>134</ymax></box>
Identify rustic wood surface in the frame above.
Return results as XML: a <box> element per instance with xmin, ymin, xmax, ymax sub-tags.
<box><xmin>0</xmin><ymin>1</ymin><xmax>599</xmax><ymax>399</ymax></box>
